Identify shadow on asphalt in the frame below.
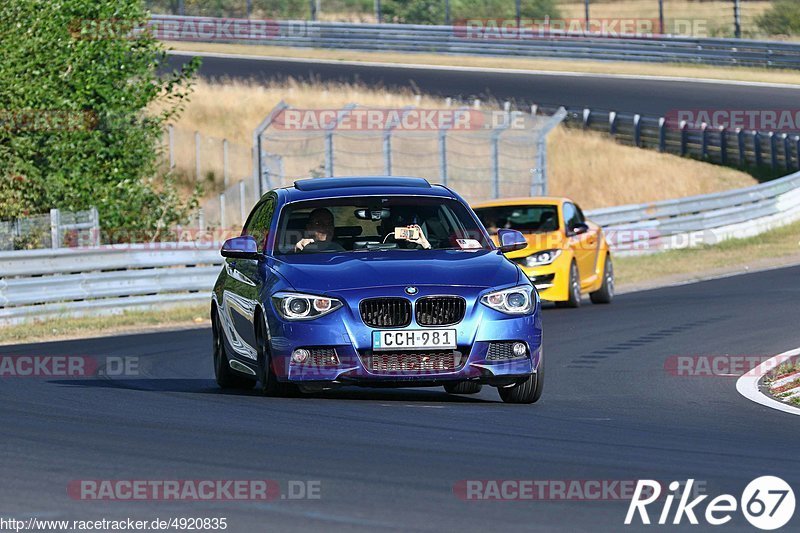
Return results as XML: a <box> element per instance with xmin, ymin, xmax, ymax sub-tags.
<box><xmin>47</xmin><ymin>378</ymin><xmax>497</xmax><ymax>403</ymax></box>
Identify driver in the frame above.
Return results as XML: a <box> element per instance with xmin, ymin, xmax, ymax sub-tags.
<box><xmin>294</xmin><ymin>208</ymin><xmax>345</xmax><ymax>252</ymax></box>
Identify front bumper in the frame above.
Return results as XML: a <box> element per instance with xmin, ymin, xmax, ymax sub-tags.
<box><xmin>266</xmin><ymin>285</ymin><xmax>542</xmax><ymax>387</ymax></box>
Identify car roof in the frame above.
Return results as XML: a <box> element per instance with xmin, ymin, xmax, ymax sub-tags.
<box><xmin>282</xmin><ymin>176</ymin><xmax>456</xmax><ymax>202</ymax></box>
<box><xmin>471</xmin><ymin>197</ymin><xmax>569</xmax><ymax>209</ymax></box>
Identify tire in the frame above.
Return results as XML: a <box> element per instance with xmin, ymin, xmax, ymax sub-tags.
<box><xmin>498</xmin><ymin>356</ymin><xmax>544</xmax><ymax>404</ymax></box>
<box><xmin>556</xmin><ymin>261</ymin><xmax>581</xmax><ymax>308</ymax></box>
<box><xmin>444</xmin><ymin>381</ymin><xmax>483</xmax><ymax>395</ymax></box>
<box><xmin>590</xmin><ymin>256</ymin><xmax>614</xmax><ymax>304</ymax></box>
<box><xmin>255</xmin><ymin>314</ymin><xmax>298</xmax><ymax>397</ymax></box>
<box><xmin>212</xmin><ymin>309</ymin><xmax>256</xmax><ymax>390</ymax></box>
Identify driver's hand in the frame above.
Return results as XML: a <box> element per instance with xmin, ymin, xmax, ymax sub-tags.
<box><xmin>407</xmin><ymin>225</ymin><xmax>431</xmax><ymax>250</ymax></box>
<box><xmin>295</xmin><ymin>238</ymin><xmax>314</xmax><ymax>251</ymax></box>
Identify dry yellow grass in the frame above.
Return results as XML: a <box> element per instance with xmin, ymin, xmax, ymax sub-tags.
<box><xmin>159</xmin><ymin>79</ymin><xmax>756</xmax><ymax>210</ymax></box>
<box><xmin>166</xmin><ymin>41</ymin><xmax>800</xmax><ymax>86</ymax></box>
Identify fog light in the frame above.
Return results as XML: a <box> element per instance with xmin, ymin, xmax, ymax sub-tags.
<box><xmin>512</xmin><ymin>342</ymin><xmax>527</xmax><ymax>357</ymax></box>
<box><xmin>291</xmin><ymin>349</ymin><xmax>310</xmax><ymax>364</ymax></box>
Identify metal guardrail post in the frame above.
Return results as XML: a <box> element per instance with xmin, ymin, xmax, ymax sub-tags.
<box><xmin>90</xmin><ymin>206</ymin><xmax>100</xmax><ymax>247</ymax></box>
<box><xmin>720</xmin><ymin>127</ymin><xmax>728</xmax><ymax>166</ymax></box>
<box><xmin>609</xmin><ymin>111</ymin><xmax>617</xmax><ymax>135</ymax></box>
<box><xmin>794</xmin><ymin>135</ymin><xmax>800</xmax><ymax>170</ymax></box>
<box><xmin>754</xmin><ymin>132</ymin><xmax>763</xmax><ymax>167</ymax></box>
<box><xmin>582</xmin><ymin>108</ymin><xmax>591</xmax><ymax>129</ymax></box>
<box><xmin>680</xmin><ymin>121</ymin><xmax>688</xmax><ymax>156</ymax></box>
<box><xmin>658</xmin><ymin>117</ymin><xmax>666</xmax><ymax>152</ymax></box>
<box><xmin>737</xmin><ymin>128</ymin><xmax>745</xmax><ymax>166</ymax></box>
<box><xmin>770</xmin><ymin>132</ymin><xmax>778</xmax><ymax>170</ymax></box>
<box><xmin>633</xmin><ymin>114</ymin><xmax>642</xmax><ymax>148</ymax></box>
<box><xmin>701</xmin><ymin>123</ymin><xmax>709</xmax><ymax>159</ymax></box>
<box><xmin>49</xmin><ymin>208</ymin><xmax>60</xmax><ymax>249</ymax></box>
<box><xmin>784</xmin><ymin>134</ymin><xmax>792</xmax><ymax>172</ymax></box>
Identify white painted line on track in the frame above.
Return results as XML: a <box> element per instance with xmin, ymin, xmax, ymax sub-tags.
<box><xmin>736</xmin><ymin>347</ymin><xmax>800</xmax><ymax>416</ymax></box>
<box><xmin>167</xmin><ymin>50</ymin><xmax>800</xmax><ymax>90</ymax></box>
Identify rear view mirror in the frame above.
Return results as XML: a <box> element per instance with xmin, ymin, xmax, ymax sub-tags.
<box><xmin>497</xmin><ymin>229</ymin><xmax>528</xmax><ymax>253</ymax></box>
<box><xmin>354</xmin><ymin>208</ymin><xmax>390</xmax><ymax>221</ymax></box>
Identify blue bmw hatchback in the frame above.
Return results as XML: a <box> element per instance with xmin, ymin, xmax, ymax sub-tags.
<box><xmin>211</xmin><ymin>177</ymin><xmax>543</xmax><ymax>403</ymax></box>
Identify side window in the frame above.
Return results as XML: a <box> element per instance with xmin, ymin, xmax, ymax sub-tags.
<box><xmin>574</xmin><ymin>204</ymin><xmax>586</xmax><ymax>224</ymax></box>
<box><xmin>562</xmin><ymin>202</ymin><xmax>580</xmax><ymax>232</ymax></box>
<box><xmin>243</xmin><ymin>197</ymin><xmax>276</xmax><ymax>252</ymax></box>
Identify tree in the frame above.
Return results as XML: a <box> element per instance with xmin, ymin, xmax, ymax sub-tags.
<box><xmin>0</xmin><ymin>0</ymin><xmax>199</xmax><ymax>241</ymax></box>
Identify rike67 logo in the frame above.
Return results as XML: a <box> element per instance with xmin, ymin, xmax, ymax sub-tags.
<box><xmin>625</xmin><ymin>477</ymin><xmax>795</xmax><ymax>530</ymax></box>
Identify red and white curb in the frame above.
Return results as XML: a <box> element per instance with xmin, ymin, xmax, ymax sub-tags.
<box><xmin>736</xmin><ymin>347</ymin><xmax>800</xmax><ymax>416</ymax></box>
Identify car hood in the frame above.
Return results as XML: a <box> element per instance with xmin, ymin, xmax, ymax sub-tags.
<box><xmin>271</xmin><ymin>249</ymin><xmax>520</xmax><ymax>293</ymax></box>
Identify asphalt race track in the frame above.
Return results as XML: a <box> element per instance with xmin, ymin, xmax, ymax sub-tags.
<box><xmin>165</xmin><ymin>52</ymin><xmax>800</xmax><ymax>117</ymax></box>
<box><xmin>2</xmin><ymin>265</ymin><xmax>799</xmax><ymax>531</ymax></box>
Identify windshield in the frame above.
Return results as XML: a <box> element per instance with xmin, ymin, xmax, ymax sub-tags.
<box><xmin>473</xmin><ymin>205</ymin><xmax>560</xmax><ymax>234</ymax></box>
<box><xmin>275</xmin><ymin>196</ymin><xmax>492</xmax><ymax>255</ymax></box>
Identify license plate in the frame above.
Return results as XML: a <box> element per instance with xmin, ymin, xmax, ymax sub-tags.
<box><xmin>372</xmin><ymin>329</ymin><xmax>457</xmax><ymax>351</ymax></box>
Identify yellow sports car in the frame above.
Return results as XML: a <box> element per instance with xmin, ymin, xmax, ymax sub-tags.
<box><xmin>473</xmin><ymin>197</ymin><xmax>613</xmax><ymax>307</ymax></box>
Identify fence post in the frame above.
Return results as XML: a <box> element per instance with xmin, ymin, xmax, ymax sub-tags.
<box><xmin>700</xmin><ymin>122</ymin><xmax>708</xmax><ymax>159</ymax></box>
<box><xmin>219</xmin><ymin>193</ymin><xmax>226</xmax><ymax>229</ymax></box>
<box><xmin>737</xmin><ymin>128</ymin><xmax>745</xmax><ymax>166</ymax></box>
<box><xmin>582</xmin><ymin>108</ymin><xmax>591</xmax><ymax>129</ymax></box>
<box><xmin>769</xmin><ymin>132</ymin><xmax>778</xmax><ymax>170</ymax></box>
<box><xmin>753</xmin><ymin>132</ymin><xmax>762</xmax><ymax>167</ymax></box>
<box><xmin>633</xmin><ymin>114</ymin><xmax>642</xmax><ymax>147</ymax></box>
<box><xmin>198</xmin><ymin>208</ymin><xmax>205</xmax><ymax>231</ymax></box>
<box><xmin>168</xmin><ymin>125</ymin><xmax>175</xmax><ymax>169</ymax></box>
<box><xmin>49</xmin><ymin>208</ymin><xmax>61</xmax><ymax>249</ymax></box>
<box><xmin>223</xmin><ymin>139</ymin><xmax>229</xmax><ymax>188</ymax></box>
<box><xmin>323</xmin><ymin>103</ymin><xmax>357</xmax><ymax>177</ymax></box>
<box><xmin>658</xmin><ymin>117</ymin><xmax>666</xmax><ymax>152</ymax></box>
<box><xmin>239</xmin><ymin>180</ymin><xmax>246</xmax><ymax>225</ymax></box>
<box><xmin>720</xmin><ymin>127</ymin><xmax>727</xmax><ymax>165</ymax></box>
<box><xmin>194</xmin><ymin>130</ymin><xmax>201</xmax><ymax>182</ymax></box>
<box><xmin>609</xmin><ymin>111</ymin><xmax>617</xmax><ymax>135</ymax></box>
<box><xmin>680</xmin><ymin>120</ymin><xmax>688</xmax><ymax>156</ymax></box>
<box><xmin>490</xmin><ymin>129</ymin><xmax>502</xmax><ymax>199</ymax></box>
<box><xmin>90</xmin><ymin>206</ymin><xmax>100</xmax><ymax>247</ymax></box>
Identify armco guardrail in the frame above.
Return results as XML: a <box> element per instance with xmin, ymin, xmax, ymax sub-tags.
<box><xmin>0</xmin><ymin>245</ymin><xmax>221</xmax><ymax>323</ymax></box>
<box><xmin>586</xmin><ymin>170</ymin><xmax>800</xmax><ymax>254</ymax></box>
<box><xmin>150</xmin><ymin>15</ymin><xmax>800</xmax><ymax>69</ymax></box>
<box><xmin>2</xmin><ymin>172</ymin><xmax>800</xmax><ymax>322</ymax></box>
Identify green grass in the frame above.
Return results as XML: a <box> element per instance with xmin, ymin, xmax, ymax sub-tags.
<box><xmin>0</xmin><ymin>304</ymin><xmax>209</xmax><ymax>346</ymax></box>
<box><xmin>615</xmin><ymin>219</ymin><xmax>800</xmax><ymax>286</ymax></box>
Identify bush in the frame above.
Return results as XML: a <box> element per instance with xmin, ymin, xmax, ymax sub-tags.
<box><xmin>756</xmin><ymin>0</ymin><xmax>800</xmax><ymax>36</ymax></box>
<box><xmin>384</xmin><ymin>0</ymin><xmax>560</xmax><ymax>25</ymax></box>
<box><xmin>0</xmin><ymin>0</ymin><xmax>199</xmax><ymax>241</ymax></box>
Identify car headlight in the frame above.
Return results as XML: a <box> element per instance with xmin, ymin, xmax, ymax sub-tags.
<box><xmin>524</xmin><ymin>249</ymin><xmax>562</xmax><ymax>267</ymax></box>
<box><xmin>480</xmin><ymin>285</ymin><xmax>535</xmax><ymax>315</ymax></box>
<box><xmin>272</xmin><ymin>292</ymin><xmax>343</xmax><ymax>320</ymax></box>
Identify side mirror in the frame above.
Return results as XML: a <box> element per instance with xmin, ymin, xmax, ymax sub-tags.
<box><xmin>497</xmin><ymin>229</ymin><xmax>528</xmax><ymax>253</ymax></box>
<box><xmin>221</xmin><ymin>235</ymin><xmax>262</xmax><ymax>260</ymax></box>
<box><xmin>569</xmin><ymin>222</ymin><xmax>589</xmax><ymax>236</ymax></box>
